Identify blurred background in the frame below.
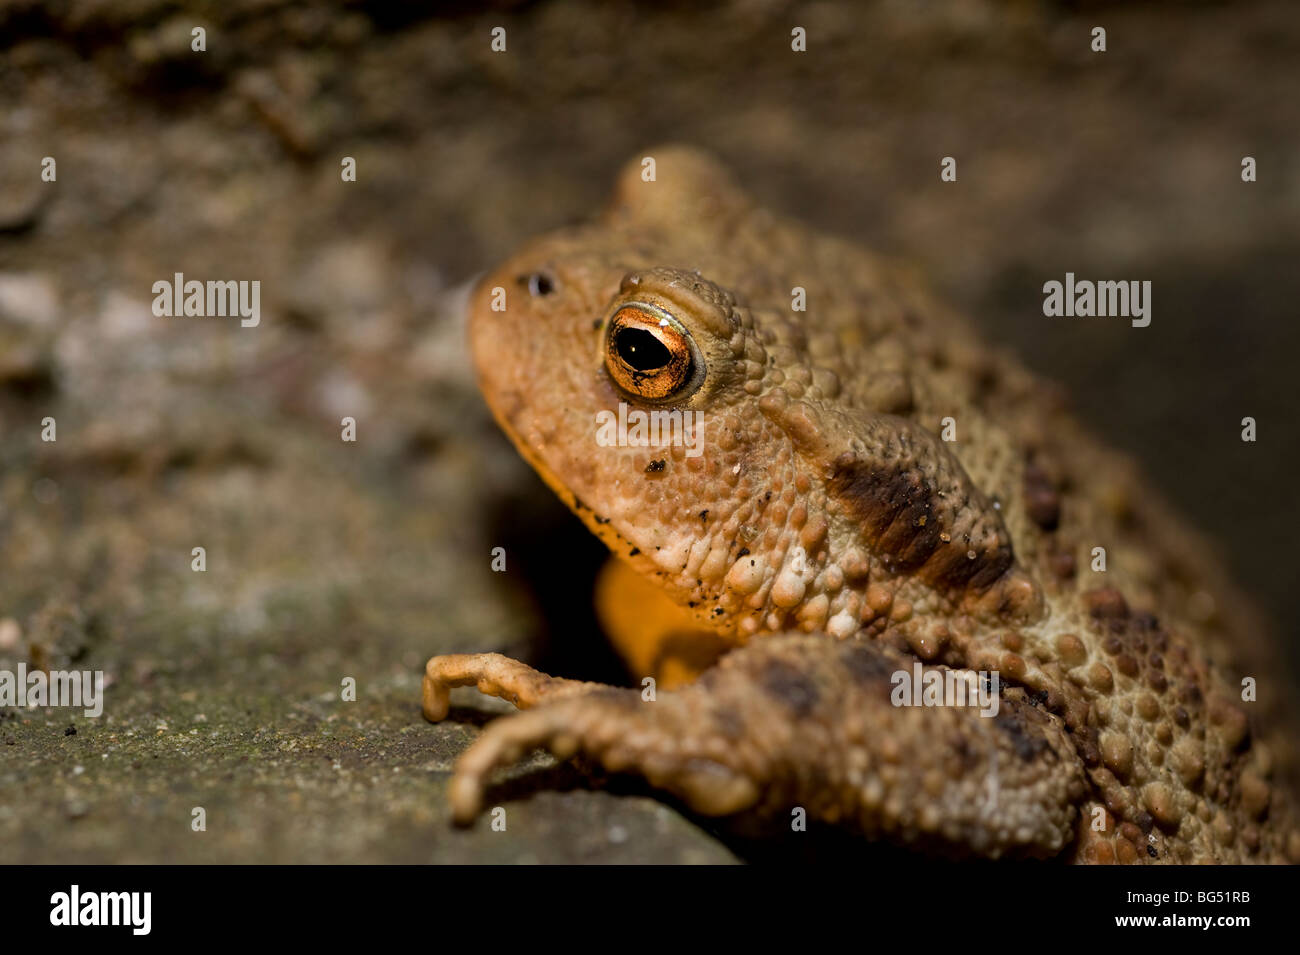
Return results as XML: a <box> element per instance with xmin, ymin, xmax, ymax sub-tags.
<box><xmin>1</xmin><ymin>0</ymin><xmax>1297</xmax><ymax>862</ymax></box>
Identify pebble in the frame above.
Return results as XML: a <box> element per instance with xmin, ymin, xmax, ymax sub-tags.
<box><xmin>0</xmin><ymin>273</ymin><xmax>58</xmax><ymax>325</ymax></box>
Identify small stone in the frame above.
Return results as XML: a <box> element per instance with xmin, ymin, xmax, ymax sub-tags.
<box><xmin>0</xmin><ymin>273</ymin><xmax>59</xmax><ymax>326</ymax></box>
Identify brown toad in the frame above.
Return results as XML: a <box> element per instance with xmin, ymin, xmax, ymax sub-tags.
<box><xmin>423</xmin><ymin>147</ymin><xmax>1300</xmax><ymax>862</ymax></box>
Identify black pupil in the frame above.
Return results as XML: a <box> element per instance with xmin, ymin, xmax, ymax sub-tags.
<box><xmin>528</xmin><ymin>273</ymin><xmax>554</xmax><ymax>296</ymax></box>
<box><xmin>616</xmin><ymin>327</ymin><xmax>672</xmax><ymax>372</ymax></box>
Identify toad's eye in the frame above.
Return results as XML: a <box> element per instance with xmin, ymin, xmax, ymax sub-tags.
<box><xmin>524</xmin><ymin>271</ymin><xmax>555</xmax><ymax>296</ymax></box>
<box><xmin>603</xmin><ymin>302</ymin><xmax>703</xmax><ymax>402</ymax></box>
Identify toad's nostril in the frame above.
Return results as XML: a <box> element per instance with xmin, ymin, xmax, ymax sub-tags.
<box><xmin>526</xmin><ymin>272</ymin><xmax>555</xmax><ymax>296</ymax></box>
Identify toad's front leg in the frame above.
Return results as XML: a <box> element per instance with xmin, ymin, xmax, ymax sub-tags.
<box><xmin>426</xmin><ymin>635</ymin><xmax>1087</xmax><ymax>858</ymax></box>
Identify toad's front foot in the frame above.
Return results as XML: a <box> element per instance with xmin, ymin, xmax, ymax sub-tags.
<box><xmin>421</xmin><ymin>652</ymin><xmax>600</xmax><ymax>722</ymax></box>
<box><xmin>446</xmin><ymin>687</ymin><xmax>762</xmax><ymax>825</ymax></box>
<box><xmin>425</xmin><ymin>636</ymin><xmax>1086</xmax><ymax>856</ymax></box>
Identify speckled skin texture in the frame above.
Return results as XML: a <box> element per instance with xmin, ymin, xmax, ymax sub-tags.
<box><xmin>425</xmin><ymin>147</ymin><xmax>1300</xmax><ymax>862</ymax></box>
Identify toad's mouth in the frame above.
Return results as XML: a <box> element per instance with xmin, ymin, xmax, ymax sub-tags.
<box><xmin>501</xmin><ymin>416</ymin><xmax>638</xmax><ymax>559</ymax></box>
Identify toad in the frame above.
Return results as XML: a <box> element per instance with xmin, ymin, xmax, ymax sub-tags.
<box><xmin>423</xmin><ymin>147</ymin><xmax>1299</xmax><ymax>862</ymax></box>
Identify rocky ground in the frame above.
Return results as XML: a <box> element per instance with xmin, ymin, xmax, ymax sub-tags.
<box><xmin>1</xmin><ymin>0</ymin><xmax>1297</xmax><ymax>863</ymax></box>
